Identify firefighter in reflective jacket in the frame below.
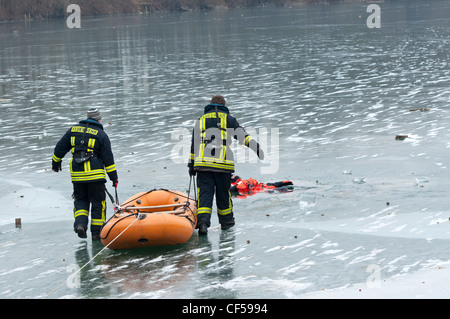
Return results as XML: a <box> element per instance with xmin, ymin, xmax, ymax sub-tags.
<box><xmin>52</xmin><ymin>108</ymin><xmax>118</xmax><ymax>240</ymax></box>
<box><xmin>188</xmin><ymin>95</ymin><xmax>264</xmax><ymax>235</ymax></box>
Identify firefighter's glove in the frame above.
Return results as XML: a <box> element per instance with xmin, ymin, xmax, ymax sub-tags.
<box><xmin>52</xmin><ymin>160</ymin><xmax>62</xmax><ymax>172</ymax></box>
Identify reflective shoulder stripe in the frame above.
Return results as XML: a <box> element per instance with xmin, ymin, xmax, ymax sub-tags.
<box><xmin>71</xmin><ymin>126</ymin><xmax>99</xmax><ymax>136</ymax></box>
<box><xmin>71</xmin><ymin>126</ymin><xmax>85</xmax><ymax>133</ymax></box>
<box><xmin>220</xmin><ymin>115</ymin><xmax>227</xmax><ymax>140</ymax></box>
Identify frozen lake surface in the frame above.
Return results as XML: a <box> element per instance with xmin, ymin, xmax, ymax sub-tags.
<box><xmin>1</xmin><ymin>1</ymin><xmax>450</xmax><ymax>299</ymax></box>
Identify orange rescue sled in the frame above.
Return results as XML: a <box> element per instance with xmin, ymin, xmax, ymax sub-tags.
<box><xmin>100</xmin><ymin>189</ymin><xmax>197</xmax><ymax>250</ymax></box>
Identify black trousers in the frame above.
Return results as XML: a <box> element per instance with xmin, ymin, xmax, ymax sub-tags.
<box><xmin>196</xmin><ymin>171</ymin><xmax>234</xmax><ymax>228</ymax></box>
<box><xmin>72</xmin><ymin>181</ymin><xmax>106</xmax><ymax>236</ymax></box>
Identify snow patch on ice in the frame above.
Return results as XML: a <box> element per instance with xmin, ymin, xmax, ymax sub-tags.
<box><xmin>299</xmin><ymin>261</ymin><xmax>450</xmax><ymax>299</ymax></box>
<box><xmin>0</xmin><ymin>178</ymin><xmax>73</xmax><ymax>226</ymax></box>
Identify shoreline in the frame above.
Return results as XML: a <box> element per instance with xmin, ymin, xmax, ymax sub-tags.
<box><xmin>0</xmin><ymin>0</ymin><xmax>362</xmax><ymax>22</ymax></box>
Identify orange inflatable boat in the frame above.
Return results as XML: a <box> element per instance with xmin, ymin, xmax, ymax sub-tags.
<box><xmin>100</xmin><ymin>189</ymin><xmax>197</xmax><ymax>250</ymax></box>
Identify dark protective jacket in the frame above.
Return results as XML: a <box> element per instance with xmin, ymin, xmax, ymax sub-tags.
<box><xmin>188</xmin><ymin>104</ymin><xmax>262</xmax><ymax>173</ymax></box>
<box><xmin>52</xmin><ymin>119</ymin><xmax>118</xmax><ymax>183</ymax></box>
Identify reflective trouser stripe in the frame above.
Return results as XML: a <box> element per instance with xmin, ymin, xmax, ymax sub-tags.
<box><xmin>74</xmin><ymin>209</ymin><xmax>89</xmax><ymax>218</ymax></box>
<box><xmin>197</xmin><ymin>207</ymin><xmax>212</xmax><ymax>215</ymax></box>
<box><xmin>218</xmin><ymin>206</ymin><xmax>232</xmax><ymax>216</ymax></box>
<box><xmin>91</xmin><ymin>200</ymin><xmax>106</xmax><ymax>226</ymax></box>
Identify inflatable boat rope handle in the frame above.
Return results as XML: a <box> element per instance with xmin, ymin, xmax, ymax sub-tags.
<box><xmin>114</xmin><ymin>184</ymin><xmax>120</xmax><ymax>208</ymax></box>
<box><xmin>121</xmin><ymin>202</ymin><xmax>187</xmax><ymax>211</ymax></box>
<box><xmin>105</xmin><ymin>187</ymin><xmax>121</xmax><ymax>211</ymax></box>
<box><xmin>119</xmin><ymin>189</ymin><xmax>157</xmax><ymax>208</ymax></box>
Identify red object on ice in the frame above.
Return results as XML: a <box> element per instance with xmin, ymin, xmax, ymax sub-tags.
<box><xmin>230</xmin><ymin>175</ymin><xmax>293</xmax><ymax>198</ymax></box>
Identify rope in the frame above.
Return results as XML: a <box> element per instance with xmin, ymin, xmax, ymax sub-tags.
<box><xmin>120</xmin><ymin>189</ymin><xmax>156</xmax><ymax>207</ymax></box>
<box><xmin>43</xmin><ymin>213</ymin><xmax>141</xmax><ymax>299</ymax></box>
<box><xmin>100</xmin><ymin>212</ymin><xmax>139</xmax><ymax>240</ymax></box>
<box><xmin>45</xmin><ymin>183</ymin><xmax>196</xmax><ymax>298</ymax></box>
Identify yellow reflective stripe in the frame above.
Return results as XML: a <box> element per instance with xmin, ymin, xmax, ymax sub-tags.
<box><xmin>69</xmin><ymin>157</ymin><xmax>107</xmax><ymax>182</ymax></box>
<box><xmin>218</xmin><ymin>190</ymin><xmax>232</xmax><ymax>216</ymax></box>
<box><xmin>84</xmin><ymin>159</ymin><xmax>91</xmax><ymax>172</ymax></box>
<box><xmin>195</xmin><ymin>156</ymin><xmax>234</xmax><ymax>165</ymax></box>
<box><xmin>74</xmin><ymin>209</ymin><xmax>89</xmax><ymax>218</ymax></box>
<box><xmin>194</xmin><ymin>162</ymin><xmax>234</xmax><ymax>170</ymax></box>
<box><xmin>88</xmin><ymin>138</ymin><xmax>95</xmax><ymax>149</ymax></box>
<box><xmin>200</xmin><ymin>117</ymin><xmax>205</xmax><ymax>133</ymax></box>
<box><xmin>91</xmin><ymin>201</ymin><xmax>106</xmax><ymax>226</ymax></box>
<box><xmin>197</xmin><ymin>156</ymin><xmax>234</xmax><ymax>163</ymax></box>
<box><xmin>219</xmin><ymin>116</ymin><xmax>227</xmax><ymax>161</ymax></box>
<box><xmin>70</xmin><ymin>169</ymin><xmax>105</xmax><ymax>176</ymax></box>
<box><xmin>220</xmin><ymin>116</ymin><xmax>227</xmax><ymax>140</ymax></box>
<box><xmin>195</xmin><ymin>112</ymin><xmax>231</xmax><ymax>168</ymax></box>
<box><xmin>244</xmin><ymin>135</ymin><xmax>254</xmax><ymax>146</ymax></box>
<box><xmin>218</xmin><ymin>207</ymin><xmax>232</xmax><ymax>215</ymax></box>
<box><xmin>197</xmin><ymin>207</ymin><xmax>212</xmax><ymax>215</ymax></box>
<box><xmin>105</xmin><ymin>164</ymin><xmax>116</xmax><ymax>173</ymax></box>
<box><xmin>219</xmin><ymin>145</ymin><xmax>226</xmax><ymax>162</ymax></box>
<box><xmin>71</xmin><ymin>176</ymin><xmax>106</xmax><ymax>182</ymax></box>
<box><xmin>71</xmin><ymin>173</ymin><xmax>106</xmax><ymax>180</ymax></box>
<box><xmin>71</xmin><ymin>169</ymin><xmax>106</xmax><ymax>182</ymax></box>
<box><xmin>70</xmin><ymin>136</ymin><xmax>76</xmax><ymax>147</ymax></box>
<box><xmin>194</xmin><ymin>162</ymin><xmax>234</xmax><ymax>171</ymax></box>
<box><xmin>202</xmin><ymin>112</ymin><xmax>226</xmax><ymax>119</ymax></box>
<box><xmin>52</xmin><ymin>153</ymin><xmax>62</xmax><ymax>162</ymax></box>
<box><xmin>198</xmin><ymin>142</ymin><xmax>205</xmax><ymax>159</ymax></box>
<box><xmin>194</xmin><ymin>161</ymin><xmax>234</xmax><ymax>169</ymax></box>
<box><xmin>71</xmin><ymin>126</ymin><xmax>98</xmax><ymax>135</ymax></box>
